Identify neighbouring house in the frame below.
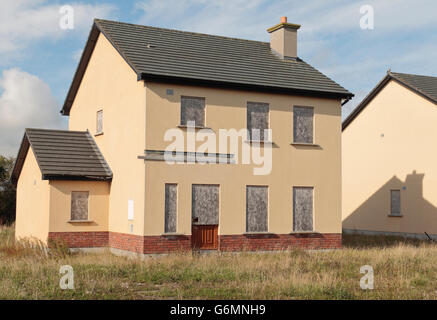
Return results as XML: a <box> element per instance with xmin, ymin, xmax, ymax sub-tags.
<box><xmin>343</xmin><ymin>71</ymin><xmax>437</xmax><ymax>238</ymax></box>
<box><xmin>11</xmin><ymin>17</ymin><xmax>352</xmax><ymax>255</ymax></box>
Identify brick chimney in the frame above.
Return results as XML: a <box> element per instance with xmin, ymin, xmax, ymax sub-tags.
<box><xmin>267</xmin><ymin>16</ymin><xmax>301</xmax><ymax>60</ymax></box>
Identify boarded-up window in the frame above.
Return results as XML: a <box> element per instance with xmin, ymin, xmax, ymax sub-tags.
<box><xmin>96</xmin><ymin>110</ymin><xmax>103</xmax><ymax>133</ymax></box>
<box><xmin>165</xmin><ymin>184</ymin><xmax>177</xmax><ymax>233</ymax></box>
<box><xmin>71</xmin><ymin>191</ymin><xmax>89</xmax><ymax>221</ymax></box>
<box><xmin>192</xmin><ymin>185</ymin><xmax>219</xmax><ymax>225</ymax></box>
<box><xmin>391</xmin><ymin>190</ymin><xmax>401</xmax><ymax>215</ymax></box>
<box><xmin>293</xmin><ymin>187</ymin><xmax>313</xmax><ymax>231</ymax></box>
<box><xmin>293</xmin><ymin>106</ymin><xmax>313</xmax><ymax>143</ymax></box>
<box><xmin>181</xmin><ymin>96</ymin><xmax>205</xmax><ymax>127</ymax></box>
<box><xmin>247</xmin><ymin>102</ymin><xmax>269</xmax><ymax>141</ymax></box>
<box><xmin>246</xmin><ymin>186</ymin><xmax>268</xmax><ymax>232</ymax></box>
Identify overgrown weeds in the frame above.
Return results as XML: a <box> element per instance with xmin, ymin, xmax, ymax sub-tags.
<box><xmin>1</xmin><ymin>225</ymin><xmax>437</xmax><ymax>299</ymax></box>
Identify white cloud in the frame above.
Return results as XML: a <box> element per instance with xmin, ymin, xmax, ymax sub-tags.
<box><xmin>0</xmin><ymin>68</ymin><xmax>66</xmax><ymax>156</ymax></box>
<box><xmin>0</xmin><ymin>0</ymin><xmax>115</xmax><ymax>57</ymax></box>
<box><xmin>134</xmin><ymin>0</ymin><xmax>437</xmax><ymax>39</ymax></box>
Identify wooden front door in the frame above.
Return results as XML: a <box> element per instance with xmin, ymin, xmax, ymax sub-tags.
<box><xmin>192</xmin><ymin>225</ymin><xmax>218</xmax><ymax>250</ymax></box>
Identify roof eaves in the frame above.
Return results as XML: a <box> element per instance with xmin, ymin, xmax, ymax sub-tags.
<box><xmin>41</xmin><ymin>174</ymin><xmax>113</xmax><ymax>181</ymax></box>
<box><xmin>140</xmin><ymin>72</ymin><xmax>354</xmax><ymax>100</ymax></box>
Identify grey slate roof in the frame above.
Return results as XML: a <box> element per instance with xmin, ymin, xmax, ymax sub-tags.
<box><xmin>343</xmin><ymin>71</ymin><xmax>437</xmax><ymax>130</ymax></box>
<box><xmin>11</xmin><ymin>128</ymin><xmax>112</xmax><ymax>184</ymax></box>
<box><xmin>62</xmin><ymin>19</ymin><xmax>353</xmax><ymax>115</ymax></box>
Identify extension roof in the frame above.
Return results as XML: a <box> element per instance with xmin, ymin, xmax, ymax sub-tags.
<box><xmin>11</xmin><ymin>128</ymin><xmax>112</xmax><ymax>184</ymax></box>
<box><xmin>61</xmin><ymin>19</ymin><xmax>353</xmax><ymax>115</ymax></box>
<box><xmin>343</xmin><ymin>71</ymin><xmax>437</xmax><ymax>130</ymax></box>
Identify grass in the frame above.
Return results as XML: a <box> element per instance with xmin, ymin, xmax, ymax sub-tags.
<box><xmin>1</xmin><ymin>224</ymin><xmax>437</xmax><ymax>299</ymax></box>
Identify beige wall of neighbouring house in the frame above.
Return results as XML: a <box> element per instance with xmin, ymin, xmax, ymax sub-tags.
<box><xmin>68</xmin><ymin>32</ymin><xmax>146</xmax><ymax>236</ymax></box>
<box><xmin>144</xmin><ymin>82</ymin><xmax>343</xmax><ymax>236</ymax></box>
<box><xmin>15</xmin><ymin>148</ymin><xmax>50</xmax><ymax>243</ymax></box>
<box><xmin>48</xmin><ymin>180</ymin><xmax>110</xmax><ymax>232</ymax></box>
<box><xmin>343</xmin><ymin>79</ymin><xmax>437</xmax><ymax>235</ymax></box>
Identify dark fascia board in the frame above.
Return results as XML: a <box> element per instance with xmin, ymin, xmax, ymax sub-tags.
<box><xmin>140</xmin><ymin>72</ymin><xmax>354</xmax><ymax>101</ymax></box>
<box><xmin>342</xmin><ymin>73</ymin><xmax>437</xmax><ymax>131</ymax></box>
<box><xmin>42</xmin><ymin>175</ymin><xmax>112</xmax><ymax>182</ymax></box>
<box><xmin>61</xmin><ymin>21</ymin><xmax>353</xmax><ymax>116</ymax></box>
<box><xmin>10</xmin><ymin>132</ymin><xmax>31</xmax><ymax>185</ymax></box>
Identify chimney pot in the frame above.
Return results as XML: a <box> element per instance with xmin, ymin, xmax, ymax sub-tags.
<box><xmin>281</xmin><ymin>16</ymin><xmax>287</xmax><ymax>23</ymax></box>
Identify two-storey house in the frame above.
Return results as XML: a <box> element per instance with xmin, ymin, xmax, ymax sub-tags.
<box><xmin>12</xmin><ymin>17</ymin><xmax>352</xmax><ymax>254</ymax></box>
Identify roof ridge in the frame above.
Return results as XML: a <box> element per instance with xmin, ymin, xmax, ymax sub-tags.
<box><xmin>94</xmin><ymin>18</ymin><xmax>269</xmax><ymax>45</ymax></box>
<box><xmin>25</xmin><ymin>128</ymin><xmax>87</xmax><ymax>134</ymax></box>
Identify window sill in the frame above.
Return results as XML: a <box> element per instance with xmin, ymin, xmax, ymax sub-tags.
<box><xmin>177</xmin><ymin>125</ymin><xmax>212</xmax><ymax>130</ymax></box>
<box><xmin>94</xmin><ymin>132</ymin><xmax>104</xmax><ymax>137</ymax></box>
<box><xmin>243</xmin><ymin>231</ymin><xmax>274</xmax><ymax>235</ymax></box>
<box><xmin>289</xmin><ymin>230</ymin><xmax>315</xmax><ymax>234</ymax></box>
<box><xmin>161</xmin><ymin>232</ymin><xmax>186</xmax><ymax>237</ymax></box>
<box><xmin>244</xmin><ymin>140</ymin><xmax>274</xmax><ymax>145</ymax></box>
<box><xmin>290</xmin><ymin>142</ymin><xmax>319</xmax><ymax>147</ymax></box>
<box><xmin>388</xmin><ymin>214</ymin><xmax>403</xmax><ymax>217</ymax></box>
<box><xmin>68</xmin><ymin>220</ymin><xmax>94</xmax><ymax>224</ymax></box>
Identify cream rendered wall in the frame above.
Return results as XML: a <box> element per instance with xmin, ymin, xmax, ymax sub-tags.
<box><xmin>48</xmin><ymin>181</ymin><xmax>109</xmax><ymax>232</ymax></box>
<box><xmin>15</xmin><ymin>148</ymin><xmax>50</xmax><ymax>243</ymax></box>
<box><xmin>343</xmin><ymin>80</ymin><xmax>437</xmax><ymax>234</ymax></box>
<box><xmin>144</xmin><ymin>82</ymin><xmax>342</xmax><ymax>236</ymax></box>
<box><xmin>68</xmin><ymin>32</ymin><xmax>146</xmax><ymax>236</ymax></box>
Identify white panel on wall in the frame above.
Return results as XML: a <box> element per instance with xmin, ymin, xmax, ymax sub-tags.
<box><xmin>128</xmin><ymin>200</ymin><xmax>134</xmax><ymax>220</ymax></box>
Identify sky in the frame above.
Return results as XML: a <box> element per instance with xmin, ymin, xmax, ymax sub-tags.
<box><xmin>0</xmin><ymin>0</ymin><xmax>436</xmax><ymax>156</ymax></box>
